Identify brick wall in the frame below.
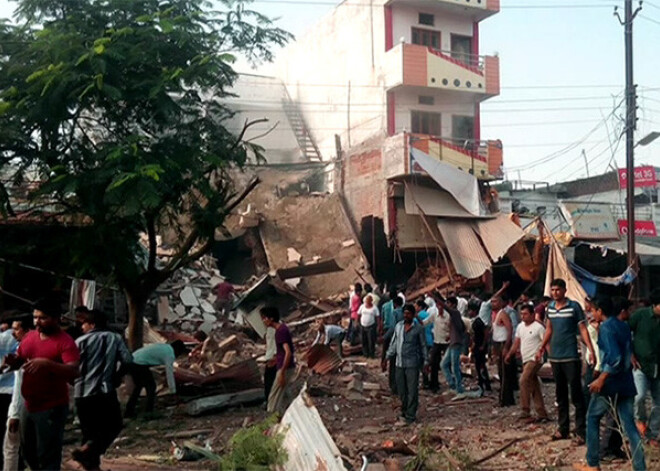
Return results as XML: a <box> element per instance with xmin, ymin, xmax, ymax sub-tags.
<box><xmin>344</xmin><ymin>148</ymin><xmax>386</xmax><ymax>224</ymax></box>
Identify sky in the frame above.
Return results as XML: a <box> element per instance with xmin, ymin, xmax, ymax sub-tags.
<box><xmin>1</xmin><ymin>0</ymin><xmax>659</xmax><ymax>184</ymax></box>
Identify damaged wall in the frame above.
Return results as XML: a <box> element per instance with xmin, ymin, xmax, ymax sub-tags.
<box><xmin>222</xmin><ymin>168</ymin><xmax>373</xmax><ymax>300</ymax></box>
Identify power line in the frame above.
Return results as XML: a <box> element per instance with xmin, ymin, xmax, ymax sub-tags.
<box><xmin>249</xmin><ymin>0</ymin><xmax>622</xmax><ymax>8</ymax></box>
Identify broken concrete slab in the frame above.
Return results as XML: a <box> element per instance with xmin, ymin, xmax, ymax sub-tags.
<box><xmin>180</xmin><ymin>287</ymin><xmax>199</xmax><ymax>307</ymax></box>
<box><xmin>347</xmin><ymin>378</ymin><xmax>363</xmax><ymax>393</ymax></box>
<box><xmin>276</xmin><ymin>258</ymin><xmax>343</xmax><ymax>280</ymax></box>
<box><xmin>200</xmin><ymin>300</ymin><xmax>215</xmax><ymax>314</ymax></box>
<box><xmin>185</xmin><ymin>388</ymin><xmax>264</xmax><ymax>416</ymax></box>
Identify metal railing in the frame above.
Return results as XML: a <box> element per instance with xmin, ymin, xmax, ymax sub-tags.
<box><xmin>425</xmin><ymin>48</ymin><xmax>486</xmax><ymax>72</ymax></box>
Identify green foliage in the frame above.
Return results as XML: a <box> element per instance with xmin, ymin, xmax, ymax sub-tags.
<box><xmin>0</xmin><ymin>0</ymin><xmax>291</xmax><ymax>344</ymax></box>
<box><xmin>219</xmin><ymin>415</ymin><xmax>288</xmax><ymax>470</ymax></box>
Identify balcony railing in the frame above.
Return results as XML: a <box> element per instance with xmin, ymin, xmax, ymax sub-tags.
<box><xmin>410</xmin><ymin>134</ymin><xmax>503</xmax><ymax>179</ymax></box>
<box><xmin>426</xmin><ymin>48</ymin><xmax>486</xmax><ymax>74</ymax></box>
<box><xmin>384</xmin><ymin>43</ymin><xmax>500</xmax><ymax>96</ymax></box>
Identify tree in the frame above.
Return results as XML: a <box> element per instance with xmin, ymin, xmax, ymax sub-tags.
<box><xmin>0</xmin><ymin>0</ymin><xmax>291</xmax><ymax>349</ymax></box>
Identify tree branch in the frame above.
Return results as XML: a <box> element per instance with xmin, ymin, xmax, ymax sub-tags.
<box><xmin>222</xmin><ymin>176</ymin><xmax>260</xmax><ymax>216</ymax></box>
<box><xmin>146</xmin><ymin>213</ymin><xmax>157</xmax><ymax>273</ymax></box>
<box><xmin>230</xmin><ymin>117</ymin><xmax>269</xmax><ymax>152</ymax></box>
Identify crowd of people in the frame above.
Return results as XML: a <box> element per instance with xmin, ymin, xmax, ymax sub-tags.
<box><xmin>0</xmin><ymin>299</ymin><xmax>188</xmax><ymax>471</ymax></box>
<box><xmin>308</xmin><ymin>279</ymin><xmax>659</xmax><ymax>471</ymax></box>
<box><xmin>0</xmin><ymin>277</ymin><xmax>656</xmax><ymax>471</ymax></box>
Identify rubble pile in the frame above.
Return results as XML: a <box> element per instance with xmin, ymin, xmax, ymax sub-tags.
<box><xmin>154</xmin><ymin>256</ymin><xmax>227</xmax><ymax>335</ymax></box>
<box><xmin>405</xmin><ymin>263</ymin><xmax>450</xmax><ymax>295</ymax></box>
<box><xmin>181</xmin><ymin>331</ymin><xmax>265</xmax><ymax>376</ymax></box>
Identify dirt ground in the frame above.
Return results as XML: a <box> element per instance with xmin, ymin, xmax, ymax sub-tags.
<box><xmin>61</xmin><ymin>356</ymin><xmax>660</xmax><ymax>471</ymax></box>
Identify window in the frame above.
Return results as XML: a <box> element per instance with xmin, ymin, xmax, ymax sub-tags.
<box><xmin>452</xmin><ymin>115</ymin><xmax>474</xmax><ymax>145</ymax></box>
<box><xmin>450</xmin><ymin>34</ymin><xmax>473</xmax><ymax>66</ymax></box>
<box><xmin>412</xmin><ymin>27</ymin><xmax>440</xmax><ymax>50</ymax></box>
<box><xmin>418</xmin><ymin>13</ymin><xmax>434</xmax><ymax>26</ymax></box>
<box><xmin>418</xmin><ymin>95</ymin><xmax>434</xmax><ymax>106</ymax></box>
<box><xmin>411</xmin><ymin>111</ymin><xmax>441</xmax><ymax>136</ymax></box>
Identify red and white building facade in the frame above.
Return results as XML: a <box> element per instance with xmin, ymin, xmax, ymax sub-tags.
<box><xmin>274</xmin><ymin>0</ymin><xmax>503</xmax><ymax>256</ymax></box>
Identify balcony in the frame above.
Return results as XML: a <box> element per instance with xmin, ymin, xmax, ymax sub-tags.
<box><xmin>383</xmin><ymin>43</ymin><xmax>499</xmax><ymax>98</ymax></box>
<box><xmin>387</xmin><ymin>0</ymin><xmax>499</xmax><ymax>22</ymax></box>
<box><xmin>410</xmin><ymin>134</ymin><xmax>503</xmax><ymax>180</ymax></box>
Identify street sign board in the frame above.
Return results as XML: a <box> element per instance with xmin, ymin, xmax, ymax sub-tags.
<box><xmin>618</xmin><ymin>166</ymin><xmax>658</xmax><ymax>188</ymax></box>
<box><xmin>617</xmin><ymin>220</ymin><xmax>658</xmax><ymax>238</ymax></box>
<box><xmin>560</xmin><ymin>202</ymin><xmax>619</xmax><ymax>240</ymax></box>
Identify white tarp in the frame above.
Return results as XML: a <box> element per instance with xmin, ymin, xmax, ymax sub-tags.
<box><xmin>411</xmin><ymin>148</ymin><xmax>482</xmax><ymax>216</ymax></box>
<box><xmin>544</xmin><ymin>239</ymin><xmax>588</xmax><ymax>310</ymax></box>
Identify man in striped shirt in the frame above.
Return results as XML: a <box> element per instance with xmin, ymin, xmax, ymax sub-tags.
<box><xmin>536</xmin><ymin>278</ymin><xmax>595</xmax><ymax>444</ymax></box>
<box><xmin>72</xmin><ymin>310</ymin><xmax>132</xmax><ymax>471</ymax></box>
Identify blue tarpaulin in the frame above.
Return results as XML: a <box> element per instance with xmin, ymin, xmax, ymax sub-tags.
<box><xmin>569</xmin><ymin>262</ymin><xmax>636</xmax><ymax>297</ymax></box>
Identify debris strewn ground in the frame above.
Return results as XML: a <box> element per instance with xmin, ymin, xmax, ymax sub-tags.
<box><xmin>62</xmin><ymin>336</ymin><xmax>660</xmax><ymax>471</ymax></box>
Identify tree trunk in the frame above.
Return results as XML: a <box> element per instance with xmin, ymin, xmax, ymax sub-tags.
<box><xmin>126</xmin><ymin>289</ymin><xmax>147</xmax><ymax>351</ymax></box>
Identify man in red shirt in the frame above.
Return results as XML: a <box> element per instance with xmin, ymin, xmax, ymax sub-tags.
<box><xmin>4</xmin><ymin>298</ymin><xmax>80</xmax><ymax>470</ymax></box>
<box><xmin>214</xmin><ymin>278</ymin><xmax>236</xmax><ymax>315</ymax></box>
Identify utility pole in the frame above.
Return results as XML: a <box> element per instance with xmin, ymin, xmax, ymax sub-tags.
<box><xmin>616</xmin><ymin>0</ymin><xmax>642</xmax><ymax>296</ymax></box>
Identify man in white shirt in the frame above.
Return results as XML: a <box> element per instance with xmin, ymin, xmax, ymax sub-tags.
<box><xmin>506</xmin><ymin>305</ymin><xmax>548</xmax><ymax>422</ymax></box>
<box><xmin>4</xmin><ymin>316</ymin><xmax>31</xmax><ymax>471</ymax></box>
<box><xmin>358</xmin><ymin>295</ymin><xmax>380</xmax><ymax>358</ymax></box>
<box><xmin>419</xmin><ymin>293</ymin><xmax>450</xmax><ymax>393</ymax></box>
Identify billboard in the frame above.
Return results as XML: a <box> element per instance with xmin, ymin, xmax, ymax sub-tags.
<box><xmin>618</xmin><ymin>220</ymin><xmax>658</xmax><ymax>238</ymax></box>
<box><xmin>560</xmin><ymin>202</ymin><xmax>619</xmax><ymax>240</ymax></box>
<box><xmin>618</xmin><ymin>166</ymin><xmax>658</xmax><ymax>188</ymax></box>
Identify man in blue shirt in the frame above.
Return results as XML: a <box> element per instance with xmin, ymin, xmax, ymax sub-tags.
<box><xmin>414</xmin><ymin>300</ymin><xmax>433</xmax><ymax>389</ymax></box>
<box><xmin>574</xmin><ymin>296</ymin><xmax>646</xmax><ymax>471</ymax></box>
<box><xmin>383</xmin><ymin>304</ymin><xmax>426</xmax><ymax>425</ymax></box>
<box><xmin>381</xmin><ymin>296</ymin><xmax>405</xmax><ymax>396</ymax></box>
<box><xmin>312</xmin><ymin>320</ymin><xmax>346</xmax><ymax>358</ymax></box>
<box><xmin>536</xmin><ymin>278</ymin><xmax>595</xmax><ymax>443</ymax></box>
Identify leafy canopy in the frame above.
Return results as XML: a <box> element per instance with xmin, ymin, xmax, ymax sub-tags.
<box><xmin>0</xmin><ymin>0</ymin><xmax>291</xmax><ymax>289</ymax></box>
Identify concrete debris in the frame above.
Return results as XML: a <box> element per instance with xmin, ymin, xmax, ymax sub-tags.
<box><xmin>186</xmin><ymin>388</ymin><xmax>264</xmax><ymax>416</ymax></box>
<box><xmin>179</xmin><ymin>286</ymin><xmax>199</xmax><ymax>307</ymax></box>
<box><xmin>287</xmin><ymin>247</ymin><xmax>302</xmax><ymax>263</ymax></box>
<box><xmin>347</xmin><ymin>378</ymin><xmax>363</xmax><ymax>393</ymax></box>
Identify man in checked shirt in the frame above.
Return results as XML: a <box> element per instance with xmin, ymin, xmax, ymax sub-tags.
<box><xmin>72</xmin><ymin>309</ymin><xmax>132</xmax><ymax>471</ymax></box>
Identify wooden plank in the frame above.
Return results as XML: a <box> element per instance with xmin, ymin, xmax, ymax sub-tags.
<box><xmin>276</xmin><ymin>258</ymin><xmax>343</xmax><ymax>279</ymax></box>
<box><xmin>405</xmin><ymin>276</ymin><xmax>450</xmax><ymax>300</ymax></box>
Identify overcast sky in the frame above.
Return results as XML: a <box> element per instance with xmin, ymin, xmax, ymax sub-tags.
<box><xmin>2</xmin><ymin>0</ymin><xmax>659</xmax><ymax>183</ymax></box>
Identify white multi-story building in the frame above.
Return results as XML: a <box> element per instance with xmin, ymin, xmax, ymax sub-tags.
<box><xmin>274</xmin><ymin>0</ymin><xmax>502</xmax><ymax>179</ymax></box>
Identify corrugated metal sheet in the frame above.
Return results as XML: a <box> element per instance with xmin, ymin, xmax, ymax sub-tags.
<box><xmin>306</xmin><ymin>345</ymin><xmax>343</xmax><ymax>375</ymax></box>
<box><xmin>411</xmin><ymin>148</ymin><xmax>482</xmax><ymax>216</ymax></box>
<box><xmin>404</xmin><ymin>183</ymin><xmax>477</xmax><ymax>218</ymax></box>
<box><xmin>277</xmin><ymin>386</ymin><xmax>347</xmax><ymax>471</ymax></box>
<box><xmin>436</xmin><ymin>219</ymin><xmax>491</xmax><ymax>279</ymax></box>
<box><xmin>474</xmin><ymin>214</ymin><xmax>526</xmax><ymax>262</ymax></box>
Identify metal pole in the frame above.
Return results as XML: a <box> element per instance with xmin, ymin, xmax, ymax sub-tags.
<box><xmin>624</xmin><ymin>0</ymin><xmax>640</xmax><ymax>296</ymax></box>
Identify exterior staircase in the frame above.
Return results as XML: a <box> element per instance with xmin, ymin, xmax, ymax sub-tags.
<box><xmin>282</xmin><ymin>89</ymin><xmax>322</xmax><ymax>162</ymax></box>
